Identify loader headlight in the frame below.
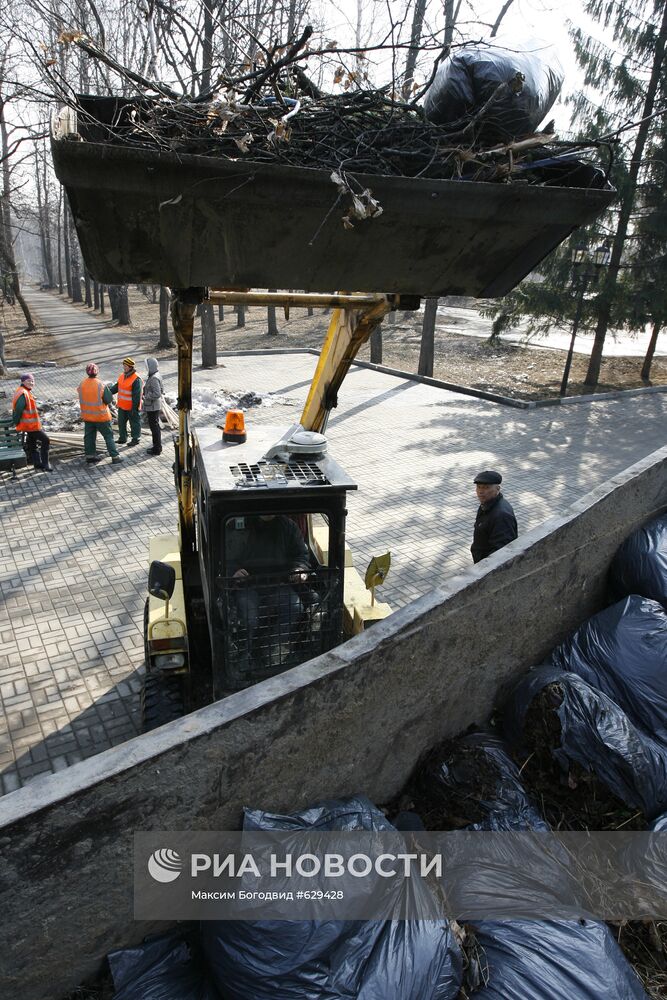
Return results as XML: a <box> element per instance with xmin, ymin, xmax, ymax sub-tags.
<box><xmin>154</xmin><ymin>653</ymin><xmax>186</xmax><ymax>670</ymax></box>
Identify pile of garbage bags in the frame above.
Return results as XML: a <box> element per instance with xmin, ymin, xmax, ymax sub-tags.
<box><xmin>108</xmin><ymin>797</ymin><xmax>462</xmax><ymax>1000</ymax></box>
<box><xmin>505</xmin><ymin>515</ymin><xmax>667</xmax><ymax>820</ymax></box>
<box><xmin>411</xmin><ymin>733</ymin><xmax>646</xmax><ymax>997</ymax></box>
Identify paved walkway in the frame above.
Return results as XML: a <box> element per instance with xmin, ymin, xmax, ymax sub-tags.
<box><xmin>1</xmin><ymin>290</ymin><xmax>666</xmax><ymax>795</ymax></box>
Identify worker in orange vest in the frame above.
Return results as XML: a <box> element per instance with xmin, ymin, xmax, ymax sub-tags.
<box><xmin>109</xmin><ymin>356</ymin><xmax>142</xmax><ymax>447</ymax></box>
<box><xmin>77</xmin><ymin>363</ymin><xmax>123</xmax><ymax>465</ymax></box>
<box><xmin>12</xmin><ymin>372</ymin><xmax>52</xmax><ymax>471</ymax></box>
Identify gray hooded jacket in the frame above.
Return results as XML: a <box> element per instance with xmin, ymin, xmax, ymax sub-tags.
<box><xmin>143</xmin><ymin>358</ymin><xmax>164</xmax><ymax>412</ymax></box>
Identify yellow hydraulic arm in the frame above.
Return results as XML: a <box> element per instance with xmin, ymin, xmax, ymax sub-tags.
<box><xmin>207</xmin><ymin>289</ymin><xmax>418</xmax><ymax>431</ymax></box>
<box><xmin>170</xmin><ymin>288</ymin><xmax>419</xmax><ymax>546</ymax></box>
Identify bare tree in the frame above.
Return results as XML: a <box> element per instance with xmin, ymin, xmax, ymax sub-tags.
<box><xmin>0</xmin><ymin>48</ymin><xmax>35</xmax><ymax>329</ymax></box>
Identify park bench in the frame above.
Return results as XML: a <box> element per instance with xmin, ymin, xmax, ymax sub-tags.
<box><xmin>0</xmin><ymin>418</ymin><xmax>27</xmax><ymax>479</ymax></box>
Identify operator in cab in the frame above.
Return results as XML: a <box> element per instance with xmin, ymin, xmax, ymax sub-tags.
<box><xmin>224</xmin><ymin>515</ymin><xmax>312</xmax><ymax>664</ymax></box>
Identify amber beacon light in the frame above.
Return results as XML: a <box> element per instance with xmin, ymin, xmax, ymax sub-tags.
<box><xmin>222</xmin><ymin>409</ymin><xmax>247</xmax><ymax>443</ymax></box>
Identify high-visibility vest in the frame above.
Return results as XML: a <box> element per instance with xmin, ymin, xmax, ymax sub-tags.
<box><xmin>117</xmin><ymin>371</ymin><xmax>140</xmax><ymax>411</ymax></box>
<box><xmin>78</xmin><ymin>378</ymin><xmax>111</xmax><ymax>423</ymax></box>
<box><xmin>12</xmin><ymin>387</ymin><xmax>41</xmax><ymax>432</ymax></box>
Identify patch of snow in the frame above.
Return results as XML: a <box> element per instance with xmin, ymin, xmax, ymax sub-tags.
<box><xmin>38</xmin><ymin>387</ymin><xmax>293</xmax><ymax>433</ymax></box>
<box><xmin>165</xmin><ymin>387</ymin><xmax>294</xmax><ymax>427</ymax></box>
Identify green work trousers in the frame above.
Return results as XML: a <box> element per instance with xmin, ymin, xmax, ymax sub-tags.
<box><xmin>84</xmin><ymin>420</ymin><xmax>119</xmax><ymax>458</ymax></box>
<box><xmin>117</xmin><ymin>408</ymin><xmax>141</xmax><ymax>443</ymax></box>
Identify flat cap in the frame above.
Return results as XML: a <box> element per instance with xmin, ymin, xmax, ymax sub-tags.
<box><xmin>474</xmin><ymin>470</ymin><xmax>502</xmax><ymax>484</ymax></box>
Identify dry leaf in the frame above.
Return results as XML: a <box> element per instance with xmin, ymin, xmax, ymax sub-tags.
<box><xmin>58</xmin><ymin>30</ymin><xmax>85</xmax><ymax>44</ymax></box>
<box><xmin>333</xmin><ymin>66</ymin><xmax>345</xmax><ymax>85</ymax></box>
<box><xmin>234</xmin><ymin>133</ymin><xmax>254</xmax><ymax>153</ymax></box>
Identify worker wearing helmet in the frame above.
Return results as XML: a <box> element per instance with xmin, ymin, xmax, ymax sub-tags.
<box><xmin>109</xmin><ymin>356</ymin><xmax>142</xmax><ymax>446</ymax></box>
<box><xmin>12</xmin><ymin>373</ymin><xmax>52</xmax><ymax>471</ymax></box>
<box><xmin>77</xmin><ymin>363</ymin><xmax>123</xmax><ymax>465</ymax></box>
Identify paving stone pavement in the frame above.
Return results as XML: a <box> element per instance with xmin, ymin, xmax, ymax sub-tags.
<box><xmin>1</xmin><ymin>291</ymin><xmax>666</xmax><ymax>795</ymax></box>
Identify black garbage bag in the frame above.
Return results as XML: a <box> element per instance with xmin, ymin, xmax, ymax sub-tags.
<box><xmin>549</xmin><ymin>595</ymin><xmax>667</xmax><ymax>742</ymax></box>
<box><xmin>415</xmin><ymin>730</ymin><xmax>549</xmax><ymax>831</ymax></box>
<box><xmin>469</xmin><ymin>919</ymin><xmax>647</xmax><ymax>998</ymax></box>
<box><xmin>504</xmin><ymin>665</ymin><xmax>667</xmax><ymax>819</ymax></box>
<box><xmin>609</xmin><ymin>514</ymin><xmax>667</xmax><ymax>611</ymax></box>
<box><xmin>201</xmin><ymin>796</ymin><xmax>462</xmax><ymax>1000</ymax></box>
<box><xmin>109</xmin><ymin>928</ymin><xmax>221</xmax><ymax>1000</ymax></box>
<box><xmin>513</xmin><ymin>154</ymin><xmax>608</xmax><ymax>190</ymax></box>
<box><xmin>423</xmin><ymin>38</ymin><xmax>563</xmax><ymax>141</ymax></box>
<box><xmin>651</xmin><ymin>812</ymin><xmax>667</xmax><ymax>832</ymax></box>
<box><xmin>619</xmin><ymin>808</ymin><xmax>667</xmax><ymax>919</ymax></box>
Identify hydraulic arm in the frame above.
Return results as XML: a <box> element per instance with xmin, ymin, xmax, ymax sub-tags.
<box><xmin>170</xmin><ymin>288</ymin><xmax>420</xmax><ymax>550</ymax></box>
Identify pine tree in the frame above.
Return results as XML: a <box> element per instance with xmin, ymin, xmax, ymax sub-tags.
<box><xmin>570</xmin><ymin>0</ymin><xmax>667</xmax><ymax>385</ymax></box>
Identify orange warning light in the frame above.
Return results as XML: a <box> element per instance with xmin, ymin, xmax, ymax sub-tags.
<box><xmin>222</xmin><ymin>409</ymin><xmax>247</xmax><ymax>443</ymax></box>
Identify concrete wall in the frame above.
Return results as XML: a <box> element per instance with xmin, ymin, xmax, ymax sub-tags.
<box><xmin>1</xmin><ymin>445</ymin><xmax>666</xmax><ymax>999</ymax></box>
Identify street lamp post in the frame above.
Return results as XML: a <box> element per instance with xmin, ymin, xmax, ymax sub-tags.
<box><xmin>560</xmin><ymin>240</ymin><xmax>611</xmax><ymax>398</ymax></box>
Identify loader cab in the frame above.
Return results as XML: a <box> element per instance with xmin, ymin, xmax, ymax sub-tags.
<box><xmin>192</xmin><ymin>425</ymin><xmax>355</xmax><ymax>698</ymax></box>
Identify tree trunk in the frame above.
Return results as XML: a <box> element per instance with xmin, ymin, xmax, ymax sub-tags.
<box><xmin>418</xmin><ymin>298</ymin><xmax>438</xmax><ymax>376</ymax></box>
<box><xmin>99</xmin><ymin>284</ymin><xmax>105</xmax><ymax>314</ymax></box>
<box><xmin>641</xmin><ymin>320</ymin><xmax>662</xmax><ymax>381</ymax></box>
<box><xmin>370</xmin><ymin>324</ymin><xmax>383</xmax><ymax>364</ymax></box>
<box><xmin>236</xmin><ymin>304</ymin><xmax>246</xmax><ymax>328</ymax></box>
<box><xmin>201</xmin><ymin>302</ymin><xmax>217</xmax><ymax>367</ymax></box>
<box><xmin>57</xmin><ymin>188</ymin><xmax>63</xmax><ymax>294</ymax></box>
<box><xmin>403</xmin><ymin>0</ymin><xmax>427</xmax><ymax>99</ymax></box>
<box><xmin>0</xmin><ymin>97</ymin><xmax>34</xmax><ymax>329</ymax></box>
<box><xmin>69</xmin><ymin>208</ymin><xmax>83</xmax><ymax>303</ymax></box>
<box><xmin>12</xmin><ymin>274</ymin><xmax>35</xmax><ymax>331</ymax></box>
<box><xmin>201</xmin><ymin>0</ymin><xmax>214</xmax><ymax>95</ymax></box>
<box><xmin>116</xmin><ymin>286</ymin><xmax>131</xmax><ymax>325</ymax></box>
<box><xmin>158</xmin><ymin>286</ymin><xmax>172</xmax><ymax>347</ymax></box>
<box><xmin>93</xmin><ymin>280</ymin><xmax>100</xmax><ymax>310</ymax></box>
<box><xmin>35</xmin><ymin>147</ymin><xmax>53</xmax><ymax>287</ymax></box>
<box><xmin>63</xmin><ymin>199</ymin><xmax>72</xmax><ymax>298</ymax></box>
<box><xmin>108</xmin><ymin>284</ymin><xmax>119</xmax><ymax>320</ymax></box>
<box><xmin>84</xmin><ymin>269</ymin><xmax>92</xmax><ymax>307</ymax></box>
<box><xmin>267</xmin><ymin>289</ymin><xmax>278</xmax><ymax>335</ymax></box>
<box><xmin>585</xmin><ymin>0</ymin><xmax>667</xmax><ymax>386</ymax></box>
<box><xmin>218</xmin><ymin>302</ymin><xmax>224</xmax><ymax>321</ymax></box>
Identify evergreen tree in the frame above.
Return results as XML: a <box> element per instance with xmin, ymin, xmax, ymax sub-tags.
<box><xmin>487</xmin><ymin>1</ymin><xmax>667</xmax><ymax>386</ymax></box>
<box><xmin>572</xmin><ymin>0</ymin><xmax>667</xmax><ymax>385</ymax></box>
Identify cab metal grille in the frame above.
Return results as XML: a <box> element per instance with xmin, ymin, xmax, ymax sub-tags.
<box><xmin>229</xmin><ymin>460</ymin><xmax>328</xmax><ymax>487</ymax></box>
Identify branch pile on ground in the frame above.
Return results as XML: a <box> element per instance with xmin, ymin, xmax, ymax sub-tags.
<box><xmin>72</xmin><ymin>90</ymin><xmax>602</xmax><ymax>185</ymax></box>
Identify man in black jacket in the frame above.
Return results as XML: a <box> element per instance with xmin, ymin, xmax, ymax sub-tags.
<box><xmin>471</xmin><ymin>470</ymin><xmax>518</xmax><ymax>564</ymax></box>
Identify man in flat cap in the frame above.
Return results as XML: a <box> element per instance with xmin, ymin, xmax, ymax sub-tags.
<box><xmin>471</xmin><ymin>470</ymin><xmax>518</xmax><ymax>564</ymax></box>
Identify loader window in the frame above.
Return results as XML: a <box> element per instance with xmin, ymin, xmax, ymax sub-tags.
<box><xmin>215</xmin><ymin>511</ymin><xmax>342</xmax><ymax>686</ymax></box>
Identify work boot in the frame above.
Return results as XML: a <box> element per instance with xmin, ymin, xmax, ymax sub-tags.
<box><xmin>146</xmin><ymin>448</ymin><xmax>161</xmax><ymax>455</ymax></box>
<box><xmin>112</xmin><ymin>455</ymin><xmax>123</xmax><ymax>464</ymax></box>
<box><xmin>127</xmin><ymin>439</ymin><xmax>139</xmax><ymax>447</ymax></box>
<box><xmin>116</xmin><ymin>438</ymin><xmax>126</xmax><ymax>444</ymax></box>
<box><xmin>43</xmin><ymin>463</ymin><xmax>54</xmax><ymax>472</ymax></box>
<box><xmin>86</xmin><ymin>456</ymin><xmax>102</xmax><ymax>464</ymax></box>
